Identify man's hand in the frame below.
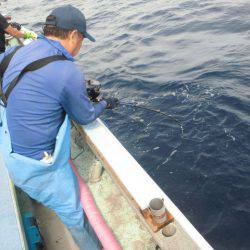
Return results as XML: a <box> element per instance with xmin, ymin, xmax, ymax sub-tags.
<box><xmin>103</xmin><ymin>97</ymin><xmax>119</xmax><ymax>109</ymax></box>
<box><xmin>4</xmin><ymin>24</ymin><xmax>24</xmax><ymax>38</ymax></box>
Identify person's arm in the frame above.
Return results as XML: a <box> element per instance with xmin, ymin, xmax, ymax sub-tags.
<box><xmin>0</xmin><ymin>13</ymin><xmax>24</xmax><ymax>38</ymax></box>
<box><xmin>60</xmin><ymin>65</ymin><xmax>107</xmax><ymax>125</ymax></box>
<box><xmin>4</xmin><ymin>25</ymin><xmax>24</xmax><ymax>38</ymax></box>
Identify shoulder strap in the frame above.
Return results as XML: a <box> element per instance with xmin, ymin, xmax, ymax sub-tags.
<box><xmin>0</xmin><ymin>46</ymin><xmax>22</xmax><ymax>78</ymax></box>
<box><xmin>0</xmin><ymin>46</ymin><xmax>23</xmax><ymax>106</ymax></box>
<box><xmin>1</xmin><ymin>54</ymin><xmax>67</xmax><ymax>106</ymax></box>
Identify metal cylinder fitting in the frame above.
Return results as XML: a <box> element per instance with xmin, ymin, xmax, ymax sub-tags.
<box><xmin>149</xmin><ymin>198</ymin><xmax>167</xmax><ymax>224</ymax></box>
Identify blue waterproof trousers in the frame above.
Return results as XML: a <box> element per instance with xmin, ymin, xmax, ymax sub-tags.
<box><xmin>0</xmin><ymin>107</ymin><xmax>100</xmax><ymax>249</ymax></box>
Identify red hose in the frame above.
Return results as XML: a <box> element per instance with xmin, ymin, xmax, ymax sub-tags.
<box><xmin>69</xmin><ymin>159</ymin><xmax>122</xmax><ymax>250</ymax></box>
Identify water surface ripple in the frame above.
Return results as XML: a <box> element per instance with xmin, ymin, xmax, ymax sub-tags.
<box><xmin>2</xmin><ymin>0</ymin><xmax>250</xmax><ymax>249</ymax></box>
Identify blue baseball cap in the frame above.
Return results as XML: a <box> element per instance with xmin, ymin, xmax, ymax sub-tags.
<box><xmin>45</xmin><ymin>5</ymin><xmax>95</xmax><ymax>42</ymax></box>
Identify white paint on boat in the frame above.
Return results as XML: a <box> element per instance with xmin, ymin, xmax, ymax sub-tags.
<box><xmin>0</xmin><ymin>154</ymin><xmax>27</xmax><ymax>250</ymax></box>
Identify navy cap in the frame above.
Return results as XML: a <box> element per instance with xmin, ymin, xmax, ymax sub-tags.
<box><xmin>45</xmin><ymin>5</ymin><xmax>95</xmax><ymax>42</ymax></box>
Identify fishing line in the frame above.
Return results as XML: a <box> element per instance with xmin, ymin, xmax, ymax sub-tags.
<box><xmin>119</xmin><ymin>101</ymin><xmax>185</xmax><ymax>169</ymax></box>
<box><xmin>119</xmin><ymin>101</ymin><xmax>184</xmax><ymax>136</ymax></box>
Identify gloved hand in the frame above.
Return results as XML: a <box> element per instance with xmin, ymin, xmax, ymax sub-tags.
<box><xmin>103</xmin><ymin>97</ymin><xmax>119</xmax><ymax>109</ymax></box>
<box><xmin>23</xmin><ymin>31</ymin><xmax>37</xmax><ymax>40</ymax></box>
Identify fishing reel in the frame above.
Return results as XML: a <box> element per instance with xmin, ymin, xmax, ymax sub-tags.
<box><xmin>86</xmin><ymin>79</ymin><xmax>101</xmax><ymax>102</ymax></box>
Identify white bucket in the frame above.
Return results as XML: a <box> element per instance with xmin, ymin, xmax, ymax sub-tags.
<box><xmin>149</xmin><ymin>198</ymin><xmax>167</xmax><ymax>224</ymax></box>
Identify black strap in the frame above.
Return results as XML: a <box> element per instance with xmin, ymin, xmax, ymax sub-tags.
<box><xmin>0</xmin><ymin>46</ymin><xmax>23</xmax><ymax>105</ymax></box>
<box><xmin>0</xmin><ymin>53</ymin><xmax>67</xmax><ymax>106</ymax></box>
<box><xmin>0</xmin><ymin>46</ymin><xmax>22</xmax><ymax>78</ymax></box>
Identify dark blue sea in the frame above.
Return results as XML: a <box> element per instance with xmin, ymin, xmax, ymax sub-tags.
<box><xmin>2</xmin><ymin>0</ymin><xmax>250</xmax><ymax>249</ymax></box>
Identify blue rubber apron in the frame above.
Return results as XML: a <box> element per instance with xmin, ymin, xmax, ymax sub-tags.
<box><xmin>0</xmin><ymin>106</ymin><xmax>83</xmax><ymax>228</ymax></box>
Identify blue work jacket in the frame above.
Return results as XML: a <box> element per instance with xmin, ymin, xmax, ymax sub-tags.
<box><xmin>0</xmin><ymin>35</ymin><xmax>106</xmax><ymax>160</ymax></box>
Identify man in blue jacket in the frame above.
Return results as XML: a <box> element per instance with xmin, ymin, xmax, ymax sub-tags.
<box><xmin>0</xmin><ymin>5</ymin><xmax>118</xmax><ymax>250</ymax></box>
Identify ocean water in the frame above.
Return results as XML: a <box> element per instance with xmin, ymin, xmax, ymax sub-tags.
<box><xmin>2</xmin><ymin>0</ymin><xmax>250</xmax><ymax>249</ymax></box>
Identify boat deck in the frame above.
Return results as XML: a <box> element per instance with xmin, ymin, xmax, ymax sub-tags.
<box><xmin>71</xmin><ymin>127</ymin><xmax>156</xmax><ymax>249</ymax></box>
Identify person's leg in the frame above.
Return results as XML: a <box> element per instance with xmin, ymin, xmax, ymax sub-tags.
<box><xmin>59</xmin><ymin>209</ymin><xmax>101</xmax><ymax>250</ymax></box>
<box><xmin>26</xmin><ymin>185</ymin><xmax>101</xmax><ymax>249</ymax></box>
<box><xmin>18</xmin><ymin>161</ymin><xmax>101</xmax><ymax>249</ymax></box>
<box><xmin>69</xmin><ymin>221</ymin><xmax>101</xmax><ymax>250</ymax></box>
<box><xmin>67</xmin><ymin>209</ymin><xmax>101</xmax><ymax>250</ymax></box>
<box><xmin>49</xmin><ymin>164</ymin><xmax>101</xmax><ymax>249</ymax></box>
<box><xmin>82</xmin><ymin>211</ymin><xmax>102</xmax><ymax>249</ymax></box>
